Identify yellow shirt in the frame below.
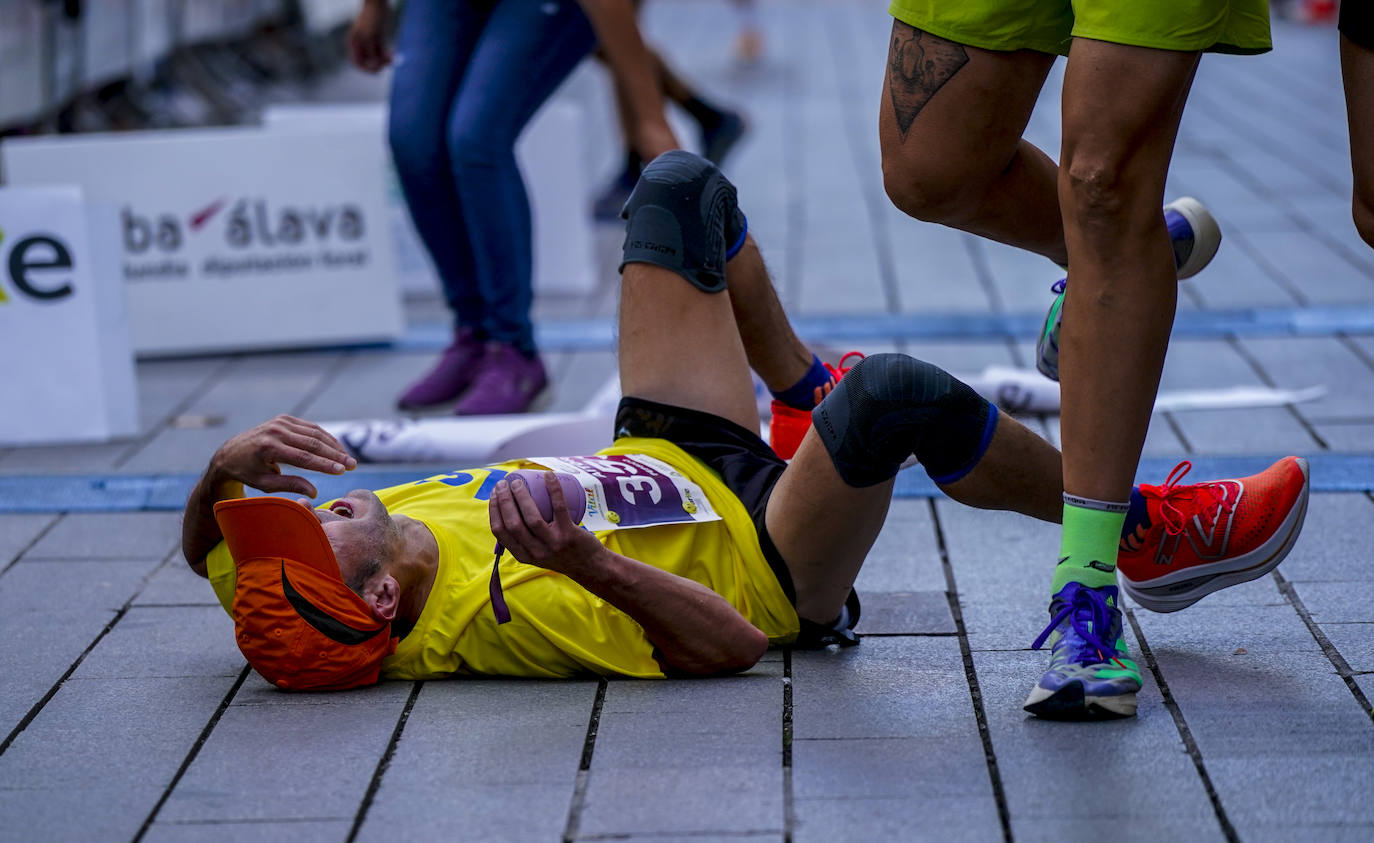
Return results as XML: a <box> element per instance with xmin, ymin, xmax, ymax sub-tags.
<box><xmin>207</xmin><ymin>437</ymin><xmax>799</xmax><ymax>679</ymax></box>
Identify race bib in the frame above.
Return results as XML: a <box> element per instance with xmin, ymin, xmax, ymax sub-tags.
<box><xmin>530</xmin><ymin>454</ymin><xmax>721</xmax><ymax>531</ymax></box>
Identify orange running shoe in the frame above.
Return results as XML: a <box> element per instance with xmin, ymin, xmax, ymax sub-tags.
<box><xmin>767</xmin><ymin>351</ymin><xmax>864</xmax><ymax>460</ymax></box>
<box><xmin>1117</xmin><ymin>457</ymin><xmax>1310</xmax><ymax>613</ymax></box>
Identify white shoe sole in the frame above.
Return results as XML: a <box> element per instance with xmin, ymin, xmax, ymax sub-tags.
<box><xmin>1167</xmin><ymin>196</ymin><xmax>1223</xmax><ymax>280</ymax></box>
<box><xmin>1120</xmin><ymin>457</ymin><xmax>1310</xmax><ymax>613</ymax></box>
<box><xmin>1024</xmin><ymin>682</ymin><xmax>1138</xmax><ymax>719</ymax></box>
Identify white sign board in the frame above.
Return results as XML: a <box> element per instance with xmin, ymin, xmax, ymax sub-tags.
<box><xmin>0</xmin><ymin>186</ymin><xmax>139</xmax><ymax>445</ymax></box>
<box><xmin>262</xmin><ymin>98</ymin><xmax>596</xmax><ymax>296</ymax></box>
<box><xmin>2</xmin><ymin>127</ymin><xmax>404</xmax><ymax>356</ymax></box>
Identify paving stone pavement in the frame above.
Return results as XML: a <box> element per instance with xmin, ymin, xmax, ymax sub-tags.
<box><xmin>2</xmin><ymin>1</ymin><xmax>1373</xmax><ymax>840</ymax></box>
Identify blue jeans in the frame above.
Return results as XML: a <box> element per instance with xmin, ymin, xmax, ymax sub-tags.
<box><xmin>388</xmin><ymin>0</ymin><xmax>596</xmax><ymax>354</ymax></box>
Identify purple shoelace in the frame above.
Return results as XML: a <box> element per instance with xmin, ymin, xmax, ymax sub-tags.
<box><xmin>1031</xmin><ymin>582</ymin><xmax>1118</xmax><ymax>665</ymax></box>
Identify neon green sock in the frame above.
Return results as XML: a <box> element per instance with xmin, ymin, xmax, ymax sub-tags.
<box><xmin>1051</xmin><ymin>498</ymin><xmax>1127</xmax><ymax>594</ymax></box>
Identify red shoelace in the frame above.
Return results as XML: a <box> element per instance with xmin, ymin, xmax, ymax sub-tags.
<box><xmin>1146</xmin><ymin>460</ymin><xmax>1236</xmax><ymax>537</ymax></box>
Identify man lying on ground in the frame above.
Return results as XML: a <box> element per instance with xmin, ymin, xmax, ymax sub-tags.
<box><xmin>182</xmin><ymin>152</ymin><xmax>1310</xmax><ymax>719</ymax></box>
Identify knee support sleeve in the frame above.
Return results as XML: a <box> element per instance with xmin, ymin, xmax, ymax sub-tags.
<box><xmin>619</xmin><ymin>150</ymin><xmax>748</xmax><ymax>293</ymax></box>
<box><xmin>812</xmin><ymin>353</ymin><xmax>998</xmax><ymax>488</ymax></box>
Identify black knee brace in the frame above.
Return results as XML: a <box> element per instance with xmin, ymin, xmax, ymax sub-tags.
<box><xmin>619</xmin><ymin>150</ymin><xmax>748</xmax><ymax>293</ymax></box>
<box><xmin>812</xmin><ymin>354</ymin><xmax>998</xmax><ymax>487</ymax></box>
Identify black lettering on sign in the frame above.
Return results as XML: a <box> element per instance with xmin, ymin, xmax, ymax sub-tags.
<box><xmin>8</xmin><ymin>235</ymin><xmax>75</xmax><ymax>300</ymax></box>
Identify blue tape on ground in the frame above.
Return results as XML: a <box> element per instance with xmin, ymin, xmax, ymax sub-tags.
<box><xmin>0</xmin><ymin>454</ymin><xmax>1369</xmax><ymax>513</ymax></box>
<box><xmin>390</xmin><ymin>306</ymin><xmax>1374</xmax><ymax>354</ymax></box>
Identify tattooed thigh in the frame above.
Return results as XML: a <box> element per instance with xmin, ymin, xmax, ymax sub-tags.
<box><xmin>885</xmin><ymin>20</ymin><xmax>970</xmax><ymax>137</ymax></box>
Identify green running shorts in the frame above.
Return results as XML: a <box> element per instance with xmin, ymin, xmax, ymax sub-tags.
<box><xmin>887</xmin><ymin>0</ymin><xmax>1271</xmax><ymax>57</ymax></box>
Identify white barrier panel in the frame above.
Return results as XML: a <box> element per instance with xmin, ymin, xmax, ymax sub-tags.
<box><xmin>0</xmin><ymin>186</ymin><xmax>139</xmax><ymax>445</ymax></box>
<box><xmin>2</xmin><ymin>127</ymin><xmax>405</xmax><ymax>356</ymax></box>
<box><xmin>263</xmin><ymin>99</ymin><xmax>596</xmax><ymax>296</ymax></box>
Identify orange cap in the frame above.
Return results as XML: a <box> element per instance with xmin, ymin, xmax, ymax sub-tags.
<box><xmin>213</xmin><ymin>496</ymin><xmax>397</xmax><ymax>691</ymax></box>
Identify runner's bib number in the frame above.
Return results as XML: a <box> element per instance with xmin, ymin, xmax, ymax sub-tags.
<box><xmin>530</xmin><ymin>454</ymin><xmax>720</xmax><ymax>531</ymax></box>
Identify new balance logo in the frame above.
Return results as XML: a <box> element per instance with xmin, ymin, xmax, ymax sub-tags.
<box><xmin>1155</xmin><ymin>480</ymin><xmax>1242</xmax><ymax>566</ymax></box>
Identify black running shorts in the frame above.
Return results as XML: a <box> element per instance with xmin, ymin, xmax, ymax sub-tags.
<box><xmin>1343</xmin><ymin>1</ymin><xmax>1374</xmax><ymax>52</ymax></box>
<box><xmin>613</xmin><ymin>396</ymin><xmax>798</xmax><ymax>602</ymax></box>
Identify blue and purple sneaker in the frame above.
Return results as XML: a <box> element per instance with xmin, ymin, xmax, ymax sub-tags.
<box><xmin>1023</xmin><ymin>582</ymin><xmax>1142</xmax><ymax>720</ymax></box>
<box><xmin>1036</xmin><ymin>197</ymin><xmax>1222</xmax><ymax>381</ymax></box>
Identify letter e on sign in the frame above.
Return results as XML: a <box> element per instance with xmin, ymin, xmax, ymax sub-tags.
<box><xmin>7</xmin><ymin>235</ymin><xmax>75</xmax><ymax>301</ymax></box>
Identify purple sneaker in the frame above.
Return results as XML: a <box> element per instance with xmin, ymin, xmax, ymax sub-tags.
<box><xmin>453</xmin><ymin>342</ymin><xmax>549</xmax><ymax>415</ymax></box>
<box><xmin>397</xmin><ymin>327</ymin><xmax>486</xmax><ymax>410</ymax></box>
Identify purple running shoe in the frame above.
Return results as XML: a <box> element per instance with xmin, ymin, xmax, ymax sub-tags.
<box><xmin>397</xmin><ymin>327</ymin><xmax>485</xmax><ymax>411</ymax></box>
<box><xmin>453</xmin><ymin>342</ymin><xmax>549</xmax><ymax>415</ymax></box>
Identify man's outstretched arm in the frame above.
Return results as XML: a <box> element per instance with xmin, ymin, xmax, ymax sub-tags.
<box><xmin>490</xmin><ymin>473</ymin><xmax>769</xmax><ymax>676</ymax></box>
<box><xmin>181</xmin><ymin>415</ymin><xmax>357</xmax><ymax>577</ymax></box>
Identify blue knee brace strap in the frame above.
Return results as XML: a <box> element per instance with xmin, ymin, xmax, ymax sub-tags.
<box><xmin>619</xmin><ymin>150</ymin><xmax>748</xmax><ymax>293</ymax></box>
<box><xmin>812</xmin><ymin>354</ymin><xmax>998</xmax><ymax>488</ymax></box>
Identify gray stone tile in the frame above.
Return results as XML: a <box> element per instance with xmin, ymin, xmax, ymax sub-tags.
<box><xmin>137</xmin><ymin>559</ymin><xmax>226</xmax><ymax>606</ymax></box>
<box><xmin>1273</xmin><ymin>493</ymin><xmax>1373</xmax><ymax>583</ymax></box>
<box><xmin>124</xmin><ymin>354</ymin><xmax>343</xmax><ymax>473</ymax></box>
<box><xmin>1239</xmin><ymin>231</ymin><xmax>1374</xmax><ymax>306</ymax></box>
<box><xmin>135</xmin><ymin>357</ymin><xmax>233</xmax><ymax>431</ymax></box>
<box><xmin>159</xmin><ymin>689</ymin><xmax>410</xmax><ymax>822</ymax></box>
<box><xmin>229</xmin><ymin>672</ymin><xmax>414</xmax><ymax>708</ymax></box>
<box><xmin>0</xmin><ymin>676</ymin><xmax>235</xmax><ymax>788</ymax></box>
<box><xmin>1206</xmin><ymin>756</ymin><xmax>1374</xmax><ymax>832</ymax></box>
<box><xmin>1150</xmin><ymin>652</ymin><xmax>1371</xmax><ymax>757</ymax></box>
<box><xmin>972</xmin><ymin>649</ymin><xmax>1222</xmax><ymax>835</ymax></box>
<box><xmin>901</xmin><ymin>340</ymin><xmax>1016</xmax><ymax>375</ymax></box>
<box><xmin>1289</xmin><ymin>581</ymin><xmax>1374</xmax><ymax>624</ymax></box>
<box><xmin>0</xmin><ymin>557</ymin><xmax>164</xmax><ymax>733</ymax></box>
<box><xmin>1314</xmin><ymin>421</ymin><xmax>1374</xmax><ymax>451</ymax></box>
<box><xmin>793</xmin><ymin>637</ymin><xmax>974</xmax><ymax>741</ymax></box>
<box><xmin>300</xmin><ymin>350</ymin><xmax>446</xmax><ymax>421</ymax></box>
<box><xmin>937</xmin><ymin>502</ymin><xmax>1059</xmax><ymax>599</ymax></box>
<box><xmin>1184</xmin><ymin>232</ymin><xmax>1305</xmax><ymax>310</ymax></box>
<box><xmin>889</xmin><ymin>223</ymin><xmax>990</xmax><ymax>314</ymax></box>
<box><xmin>0</xmin><ymin>558</ymin><xmax>157</xmax><ymax>614</ymax></box>
<box><xmin>0</xmin><ymin>512</ymin><xmax>56</xmax><ymax>566</ymax></box>
<box><xmin>1159</xmin><ymin>340</ymin><xmax>1316</xmax><ymax>453</ymax></box>
<box><xmin>1242</xmin><ymin>826</ymin><xmax>1374</xmax><ymax>843</ymax></box>
<box><xmin>578</xmin><ymin>767</ymin><xmax>784</xmax><ymax>838</ymax></box>
<box><xmin>936</xmin><ymin>501</ymin><xmax>1058</xmax><ymax>650</ymax></box>
<box><xmin>0</xmin><ymin>785</ymin><xmax>164</xmax><ymax>843</ymax></box>
<box><xmin>375</xmin><ymin>680</ymin><xmax>593</xmax><ymax>783</ymax></box>
<box><xmin>22</xmin><ymin>511</ymin><xmax>181</xmax><ymax>560</ymax></box>
<box><xmin>1014</xmin><ymin>815</ymin><xmax>1226</xmax><ymax>843</ymax></box>
<box><xmin>577</xmin><ymin>669</ymin><xmax>783</xmax><ymax>837</ymax></box>
<box><xmin>793</xmin><ymin>795</ymin><xmax>1001</xmax><ymax>843</ymax></box>
<box><xmin>1319</xmin><ymin>622</ymin><xmax>1374</xmax><ymax>673</ymax></box>
<box><xmin>358</xmin><ymin>680</ymin><xmax>592</xmax><ymax>840</ymax></box>
<box><xmin>0</xmin><ymin>440</ymin><xmax>135</xmax><ymax>473</ymax></box>
<box><xmin>855</xmin><ymin>499</ymin><xmax>946</xmax><ymax>595</ymax></box>
<box><xmin>595</xmin><ymin>671</ymin><xmax>780</xmax><ymax>768</ymax></box>
<box><xmin>1135</xmin><ymin>603</ymin><xmax>1321</xmax><ymax>655</ymax></box>
<box><xmin>368</xmin><ymin>784</ymin><xmax>573</xmax><ymax>842</ymax></box>
<box><xmin>71</xmin><ymin>606</ymin><xmax>241</xmax><ymax>680</ymax></box>
<box><xmin>792</xmin><ymin>735</ymin><xmax>991</xmax><ymax>800</ymax></box>
<box><xmin>857</xmin><ymin>591</ymin><xmax>955</xmax><ymax>635</ymax></box>
<box><xmin>145</xmin><ymin>820</ymin><xmax>353</xmax><ymax>843</ymax></box>
<box><xmin>1353</xmin><ymin>673</ymin><xmax>1374</xmax><ymax>707</ymax></box>
<box><xmin>1240</xmin><ymin>337</ymin><xmax>1374</xmax><ymax>421</ymax></box>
